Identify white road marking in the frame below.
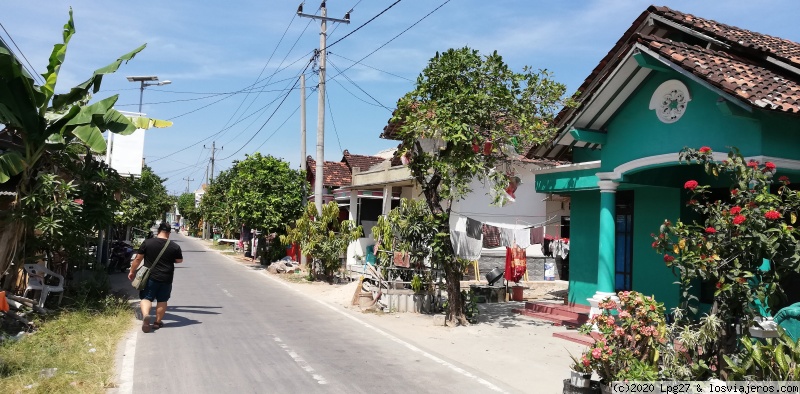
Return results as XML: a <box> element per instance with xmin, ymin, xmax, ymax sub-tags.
<box><xmin>262</xmin><ymin>273</ymin><xmax>506</xmax><ymax>393</ymax></box>
<box><xmin>216</xmin><ymin>284</ymin><xmax>234</xmax><ymax>298</ymax></box>
<box><xmin>272</xmin><ymin>335</ymin><xmax>328</xmax><ymax>385</ymax></box>
<box><xmin>117</xmin><ymin>329</ymin><xmax>137</xmax><ymax>394</ymax></box>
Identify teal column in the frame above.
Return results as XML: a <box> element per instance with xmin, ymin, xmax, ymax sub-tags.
<box><xmin>597</xmin><ymin>180</ymin><xmax>619</xmax><ymax>294</ymax></box>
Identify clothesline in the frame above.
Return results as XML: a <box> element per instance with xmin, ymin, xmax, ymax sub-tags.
<box><xmin>451</xmin><ymin>211</ymin><xmax>560</xmax><ymax>230</ymax></box>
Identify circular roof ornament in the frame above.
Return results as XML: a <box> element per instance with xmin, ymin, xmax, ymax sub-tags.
<box><xmin>648</xmin><ymin>79</ymin><xmax>691</xmax><ymax>124</ymax></box>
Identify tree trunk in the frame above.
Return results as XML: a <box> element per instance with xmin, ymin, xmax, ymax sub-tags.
<box><xmin>0</xmin><ymin>221</ymin><xmax>24</xmax><ymax>291</ymax></box>
<box><xmin>444</xmin><ymin>260</ymin><xmax>468</xmax><ymax>326</ymax></box>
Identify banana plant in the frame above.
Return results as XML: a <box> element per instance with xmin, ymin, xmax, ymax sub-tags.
<box><xmin>0</xmin><ymin>8</ymin><xmax>171</xmax><ymax>287</ymax></box>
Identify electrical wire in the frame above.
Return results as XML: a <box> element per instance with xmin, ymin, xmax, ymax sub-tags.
<box><xmin>218</xmin><ymin>60</ymin><xmax>312</xmax><ymax>161</ymax></box>
<box><xmin>328</xmin><ymin>52</ymin><xmax>412</xmax><ymax>82</ymax></box>
<box><xmin>0</xmin><ymin>22</ymin><xmax>44</xmax><ymax>85</ymax></box>
<box><xmin>327</xmin><ymin>0</ymin><xmax>402</xmax><ymax>49</ymax></box>
<box><xmin>329</xmin><ymin>0</ymin><xmax>452</xmax><ymax>80</ymax></box>
<box><xmin>324</xmin><ymin>86</ymin><xmax>344</xmax><ymax>154</ymax></box>
<box><xmin>329</xmin><ymin>77</ymin><xmax>384</xmax><ymax>108</ymax></box>
<box><xmin>328</xmin><ymin>57</ymin><xmax>392</xmax><ymax>111</ymax></box>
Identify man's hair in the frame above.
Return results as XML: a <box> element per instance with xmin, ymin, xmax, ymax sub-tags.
<box><xmin>158</xmin><ymin>222</ymin><xmax>172</xmax><ymax>234</ymax></box>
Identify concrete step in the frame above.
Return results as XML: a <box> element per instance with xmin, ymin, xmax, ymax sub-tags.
<box><xmin>523</xmin><ymin>302</ymin><xmax>590</xmax><ymax>321</ymax></box>
<box><xmin>552</xmin><ymin>331</ymin><xmax>600</xmax><ymax>347</ymax></box>
<box><xmin>512</xmin><ymin>308</ymin><xmax>587</xmax><ymax>328</ymax></box>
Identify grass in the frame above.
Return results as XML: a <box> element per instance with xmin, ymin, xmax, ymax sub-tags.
<box><xmin>0</xmin><ymin>296</ymin><xmax>132</xmax><ymax>393</ymax></box>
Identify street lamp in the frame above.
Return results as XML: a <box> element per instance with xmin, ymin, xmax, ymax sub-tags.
<box><xmin>126</xmin><ymin>75</ymin><xmax>171</xmax><ymax>114</ymax></box>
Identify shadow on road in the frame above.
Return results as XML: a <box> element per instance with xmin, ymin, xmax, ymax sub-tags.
<box><xmin>476</xmin><ymin>302</ymin><xmax>553</xmax><ymax>329</ymax></box>
<box><xmin>159</xmin><ymin>306</ymin><xmax>223</xmax><ymax>328</ymax></box>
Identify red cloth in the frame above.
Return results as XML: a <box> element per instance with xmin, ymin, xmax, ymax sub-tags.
<box><xmin>504</xmin><ymin>246</ymin><xmax>527</xmax><ymax>283</ymax></box>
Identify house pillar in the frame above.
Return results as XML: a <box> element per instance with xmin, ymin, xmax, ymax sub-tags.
<box><xmin>349</xmin><ymin>190</ymin><xmax>358</xmax><ymax>221</ymax></box>
<box><xmin>382</xmin><ymin>185</ymin><xmax>392</xmax><ymax>215</ymax></box>
<box><xmin>589</xmin><ymin>180</ymin><xmax>620</xmax><ymax>319</ymax></box>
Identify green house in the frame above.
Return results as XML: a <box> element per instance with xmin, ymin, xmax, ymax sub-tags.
<box><xmin>529</xmin><ymin>6</ymin><xmax>800</xmax><ymax>314</ymax></box>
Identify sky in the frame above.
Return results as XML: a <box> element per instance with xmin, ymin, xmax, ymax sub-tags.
<box><xmin>2</xmin><ymin>1</ymin><xmax>800</xmax><ymax>195</ymax></box>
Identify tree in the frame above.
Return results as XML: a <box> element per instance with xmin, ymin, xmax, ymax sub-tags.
<box><xmin>652</xmin><ymin>147</ymin><xmax>800</xmax><ymax>377</ymax></box>
<box><xmin>390</xmin><ymin>47</ymin><xmax>571</xmax><ymax>324</ymax></box>
<box><xmin>0</xmin><ymin>9</ymin><xmax>171</xmax><ymax>286</ymax></box>
<box><xmin>199</xmin><ymin>168</ymin><xmax>236</xmax><ymax>238</ymax></box>
<box><xmin>118</xmin><ymin>166</ymin><xmax>172</xmax><ymax>230</ymax></box>
<box><xmin>227</xmin><ymin>153</ymin><xmax>305</xmax><ymax>235</ymax></box>
<box><xmin>282</xmin><ymin>202</ymin><xmax>362</xmax><ymax>282</ymax></box>
<box><xmin>177</xmin><ymin>192</ymin><xmax>201</xmax><ymax>233</ymax></box>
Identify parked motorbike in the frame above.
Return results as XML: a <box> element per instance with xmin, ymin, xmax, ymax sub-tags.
<box><xmin>107</xmin><ymin>241</ymin><xmax>134</xmax><ymax>273</ymax></box>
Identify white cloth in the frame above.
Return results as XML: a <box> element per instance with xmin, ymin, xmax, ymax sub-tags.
<box><xmin>514</xmin><ymin>228</ymin><xmax>531</xmax><ymax>249</ymax></box>
<box><xmin>451</xmin><ymin>231</ymin><xmax>482</xmax><ymax>260</ymax></box>
<box><xmin>554</xmin><ymin>239</ymin><xmax>570</xmax><ymax>259</ymax></box>
<box><xmin>453</xmin><ymin>216</ymin><xmax>467</xmax><ymax>232</ymax></box>
<box><xmin>500</xmin><ymin>228</ymin><xmax>515</xmax><ymax>247</ymax></box>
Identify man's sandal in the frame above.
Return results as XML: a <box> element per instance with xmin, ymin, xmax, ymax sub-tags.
<box><xmin>142</xmin><ymin>316</ymin><xmax>151</xmax><ymax>333</ymax></box>
<box><xmin>152</xmin><ymin>321</ymin><xmax>164</xmax><ymax>330</ymax></box>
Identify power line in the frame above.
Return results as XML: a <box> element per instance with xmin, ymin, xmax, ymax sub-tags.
<box><xmin>328</xmin><ymin>57</ymin><xmax>392</xmax><ymax>111</ymax></box>
<box><xmin>327</xmin><ymin>0</ymin><xmax>402</xmax><ymax>49</ymax></box>
<box><xmin>328</xmin><ymin>76</ymin><xmax>383</xmax><ymax>108</ymax></box>
<box><xmin>115</xmin><ymin>87</ymin><xmax>300</xmax><ymax>108</ymax></box>
<box><xmin>329</xmin><ymin>0</ymin><xmax>452</xmax><ymax>81</ymax></box>
<box><xmin>0</xmin><ymin>22</ymin><xmax>44</xmax><ymax>85</ymax></box>
<box><xmin>328</xmin><ymin>52</ymin><xmax>412</xmax><ymax>81</ymax></box>
<box><xmin>324</xmin><ymin>86</ymin><xmax>344</xmax><ymax>154</ymax></box>
<box><xmin>218</xmin><ymin>60</ymin><xmax>311</xmax><ymax>161</ymax></box>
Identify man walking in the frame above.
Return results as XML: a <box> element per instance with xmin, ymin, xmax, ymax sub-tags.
<box><xmin>129</xmin><ymin>222</ymin><xmax>183</xmax><ymax>333</ymax></box>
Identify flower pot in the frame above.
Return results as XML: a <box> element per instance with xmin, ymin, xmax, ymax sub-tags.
<box><xmin>569</xmin><ymin>371</ymin><xmax>592</xmax><ymax>388</ymax></box>
<box><xmin>562</xmin><ymin>379</ymin><xmax>600</xmax><ymax>394</ymax></box>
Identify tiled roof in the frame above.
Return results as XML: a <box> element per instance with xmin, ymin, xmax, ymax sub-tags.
<box><xmin>306</xmin><ymin>156</ymin><xmax>351</xmax><ymax>187</ymax></box>
<box><xmin>530</xmin><ymin>5</ymin><xmax>800</xmax><ymax>159</ymax></box>
<box><xmin>651</xmin><ymin>6</ymin><xmax>800</xmax><ymax>68</ymax></box>
<box><xmin>638</xmin><ymin>34</ymin><xmax>800</xmax><ymax>113</ymax></box>
<box><xmin>342</xmin><ymin>149</ymin><xmax>385</xmax><ymax>172</ymax></box>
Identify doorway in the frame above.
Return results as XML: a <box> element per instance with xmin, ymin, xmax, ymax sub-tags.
<box><xmin>615</xmin><ymin>190</ymin><xmax>634</xmax><ymax>292</ymax></box>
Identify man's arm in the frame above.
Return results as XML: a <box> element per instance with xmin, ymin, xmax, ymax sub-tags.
<box><xmin>128</xmin><ymin>254</ymin><xmax>144</xmax><ymax>281</ymax></box>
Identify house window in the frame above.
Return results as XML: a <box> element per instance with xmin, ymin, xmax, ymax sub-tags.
<box><xmin>615</xmin><ymin>191</ymin><xmax>634</xmax><ymax>292</ymax></box>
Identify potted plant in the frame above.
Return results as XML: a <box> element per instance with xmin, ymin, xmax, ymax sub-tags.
<box><xmin>577</xmin><ymin>291</ymin><xmax>666</xmax><ymax>391</ymax></box>
<box><xmin>565</xmin><ymin>352</ymin><xmax>594</xmax><ymax>393</ymax></box>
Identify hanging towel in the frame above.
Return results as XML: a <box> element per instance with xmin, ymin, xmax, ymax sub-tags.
<box><xmin>482</xmin><ymin>224</ymin><xmax>501</xmax><ymax>248</ymax></box>
<box><xmin>466</xmin><ymin>218</ymin><xmax>482</xmax><ymax>240</ymax></box>
<box><xmin>454</xmin><ymin>216</ymin><xmax>467</xmax><ymax>232</ymax></box>
<box><xmin>530</xmin><ymin>227</ymin><xmax>544</xmax><ymax>245</ymax></box>
<box><xmin>500</xmin><ymin>227</ymin><xmax>516</xmax><ymax>247</ymax></box>
<box><xmin>451</xmin><ymin>231</ymin><xmax>482</xmax><ymax>260</ymax></box>
<box><xmin>515</xmin><ymin>228</ymin><xmax>531</xmax><ymax>249</ymax></box>
<box><xmin>504</xmin><ymin>246</ymin><xmax>527</xmax><ymax>283</ymax></box>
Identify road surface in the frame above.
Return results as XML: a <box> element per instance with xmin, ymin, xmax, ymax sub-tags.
<box><xmin>124</xmin><ymin>233</ymin><xmax>515</xmax><ymax>393</ymax></box>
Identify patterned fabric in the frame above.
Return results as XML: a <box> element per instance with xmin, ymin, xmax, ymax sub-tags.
<box><xmin>392</xmin><ymin>251</ymin><xmax>410</xmax><ymax>268</ymax></box>
<box><xmin>530</xmin><ymin>227</ymin><xmax>544</xmax><ymax>245</ymax></box>
<box><xmin>504</xmin><ymin>246</ymin><xmax>527</xmax><ymax>283</ymax></box>
<box><xmin>482</xmin><ymin>224</ymin><xmax>501</xmax><ymax>248</ymax></box>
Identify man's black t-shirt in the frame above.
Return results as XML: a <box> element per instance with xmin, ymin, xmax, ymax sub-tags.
<box><xmin>137</xmin><ymin>238</ymin><xmax>183</xmax><ymax>283</ymax></box>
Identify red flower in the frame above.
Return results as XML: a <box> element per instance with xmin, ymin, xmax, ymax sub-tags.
<box><xmin>730</xmin><ymin>206</ymin><xmax>742</xmax><ymax>215</ymax></box>
<box><xmin>699</xmin><ymin>146</ymin><xmax>712</xmax><ymax>153</ymax></box>
<box><xmin>651</xmin><ymin>241</ymin><xmax>658</xmax><ymax>248</ymax></box>
<box><xmin>663</xmin><ymin>255</ymin><xmax>675</xmax><ymax>263</ymax></box>
<box><xmin>731</xmin><ymin>189</ymin><xmax>739</xmax><ymax>196</ymax></box>
<box><xmin>748</xmin><ymin>202</ymin><xmax>757</xmax><ymax>208</ymax></box>
<box><xmin>684</xmin><ymin>180</ymin><xmax>699</xmax><ymax>190</ymax></box>
<box><xmin>779</xmin><ymin>176</ymin><xmax>791</xmax><ymax>184</ymax></box>
<box><xmin>765</xmin><ymin>162</ymin><xmax>776</xmax><ymax>171</ymax></box>
<box><xmin>733</xmin><ymin>214</ymin><xmax>746</xmax><ymax>225</ymax></box>
<box><xmin>687</xmin><ymin>199</ymin><xmax>698</xmax><ymax>206</ymax></box>
<box><xmin>705</xmin><ymin>227</ymin><xmax>716</xmax><ymax>234</ymax></box>
<box><xmin>74</xmin><ymin>199</ymin><xmax>84</xmax><ymax>205</ymax></box>
<box><xmin>765</xmin><ymin>210</ymin><xmax>781</xmax><ymax>220</ymax></box>
<box><xmin>716</xmin><ymin>282</ymin><xmax>723</xmax><ymax>289</ymax></box>
<box><xmin>747</xmin><ymin>160</ymin><xmax>760</xmax><ymax>168</ymax></box>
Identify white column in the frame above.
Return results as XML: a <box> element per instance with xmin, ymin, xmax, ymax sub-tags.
<box><xmin>382</xmin><ymin>185</ymin><xmax>392</xmax><ymax>215</ymax></box>
<box><xmin>349</xmin><ymin>190</ymin><xmax>358</xmax><ymax>221</ymax></box>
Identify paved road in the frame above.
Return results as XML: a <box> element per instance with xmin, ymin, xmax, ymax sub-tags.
<box><xmin>127</xmin><ymin>233</ymin><xmax>513</xmax><ymax>393</ymax></box>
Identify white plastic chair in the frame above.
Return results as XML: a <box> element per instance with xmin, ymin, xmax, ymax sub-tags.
<box><xmin>23</xmin><ymin>264</ymin><xmax>65</xmax><ymax>308</ymax></box>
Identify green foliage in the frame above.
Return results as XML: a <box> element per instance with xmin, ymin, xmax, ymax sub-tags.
<box><xmin>725</xmin><ymin>329</ymin><xmax>800</xmax><ymax>380</ymax></box>
<box><xmin>199</xmin><ymin>169</ymin><xmax>236</xmax><ymax>238</ymax></box>
<box><xmin>659</xmin><ymin>311</ymin><xmax>723</xmax><ymax>380</ymax></box>
<box><xmin>227</xmin><ymin>153</ymin><xmax>305</xmax><ymax>233</ymax></box>
<box><xmin>390</xmin><ymin>47</ymin><xmax>573</xmax><ymax>324</ymax></box>
<box><xmin>177</xmin><ymin>192</ymin><xmax>201</xmax><ymax>231</ymax></box>
<box><xmin>117</xmin><ymin>166</ymin><xmax>171</xmax><ymax>230</ymax></box>
<box><xmin>19</xmin><ymin>172</ymin><xmax>82</xmax><ymax>263</ymax></box>
<box><xmin>281</xmin><ymin>202</ymin><xmax>362</xmax><ymax>282</ymax></box>
<box><xmin>371</xmin><ymin>199</ymin><xmax>437</xmax><ymax>267</ymax></box>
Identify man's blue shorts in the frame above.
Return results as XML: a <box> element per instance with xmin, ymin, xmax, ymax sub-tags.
<box><xmin>139</xmin><ymin>279</ymin><xmax>172</xmax><ymax>302</ymax></box>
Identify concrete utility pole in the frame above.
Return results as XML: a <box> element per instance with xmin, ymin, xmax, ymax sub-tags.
<box><xmin>298</xmin><ymin>2</ymin><xmax>350</xmax><ymax>214</ymax></box>
<box><xmin>183</xmin><ymin>177</ymin><xmax>195</xmax><ymax>194</ymax></box>
<box><xmin>203</xmin><ymin>142</ymin><xmax>222</xmax><ymax>239</ymax></box>
<box><xmin>300</xmin><ymin>73</ymin><xmax>307</xmax><ymax>172</ymax></box>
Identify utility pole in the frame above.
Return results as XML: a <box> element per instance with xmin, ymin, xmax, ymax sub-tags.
<box><xmin>203</xmin><ymin>142</ymin><xmax>222</xmax><ymax>239</ymax></box>
<box><xmin>300</xmin><ymin>73</ymin><xmax>307</xmax><ymax>172</ymax></box>
<box><xmin>298</xmin><ymin>2</ymin><xmax>350</xmax><ymax>214</ymax></box>
<box><xmin>182</xmin><ymin>177</ymin><xmax>195</xmax><ymax>194</ymax></box>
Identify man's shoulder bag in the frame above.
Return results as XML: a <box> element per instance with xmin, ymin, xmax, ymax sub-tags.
<box><xmin>132</xmin><ymin>240</ymin><xmax>171</xmax><ymax>290</ymax></box>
